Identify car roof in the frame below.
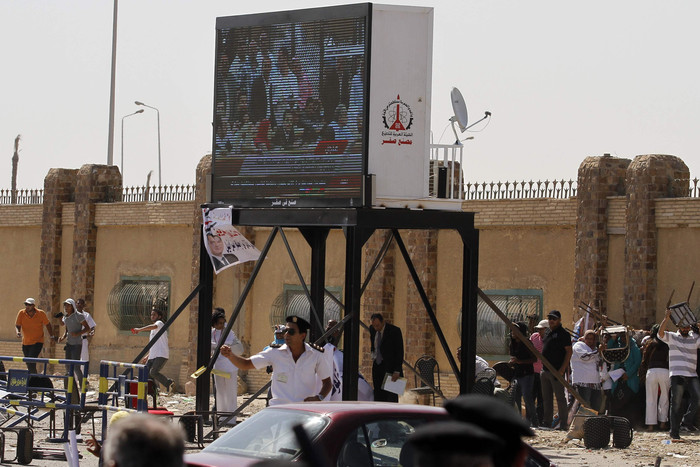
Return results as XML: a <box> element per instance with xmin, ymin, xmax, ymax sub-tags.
<box><xmin>265</xmin><ymin>401</ymin><xmax>448</xmax><ymax>417</ymax></box>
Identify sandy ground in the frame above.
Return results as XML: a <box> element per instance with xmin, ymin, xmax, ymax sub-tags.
<box><xmin>2</xmin><ymin>378</ymin><xmax>699</xmax><ymax>466</ymax></box>
<box><xmin>532</xmin><ymin>427</ymin><xmax>700</xmax><ymax>467</ymax></box>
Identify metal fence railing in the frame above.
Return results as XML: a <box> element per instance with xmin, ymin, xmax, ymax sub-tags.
<box><xmin>2</xmin><ymin>173</ymin><xmax>698</xmax><ymax>204</ymax></box>
<box><xmin>0</xmin><ymin>185</ymin><xmax>196</xmax><ymax>205</ymax></box>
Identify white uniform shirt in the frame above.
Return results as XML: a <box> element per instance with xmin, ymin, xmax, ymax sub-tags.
<box><xmin>250</xmin><ymin>343</ymin><xmax>331</xmax><ymax>405</ymax></box>
<box><xmin>148</xmin><ymin>320</ymin><xmax>169</xmax><ymax>360</ymax></box>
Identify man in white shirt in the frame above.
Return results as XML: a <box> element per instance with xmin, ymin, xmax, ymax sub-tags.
<box><xmin>659</xmin><ymin>308</ymin><xmax>700</xmax><ymax>440</ymax></box>
<box><xmin>221</xmin><ymin>315</ymin><xmax>331</xmax><ymax>405</ymax></box>
<box><xmin>570</xmin><ymin>330</ymin><xmax>602</xmax><ymax>411</ymax></box>
<box><xmin>75</xmin><ymin>299</ymin><xmax>96</xmax><ymax>363</ymax></box>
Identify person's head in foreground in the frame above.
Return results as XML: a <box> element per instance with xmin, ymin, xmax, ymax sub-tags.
<box><xmin>403</xmin><ymin>420</ymin><xmax>503</xmax><ymax>467</ymax></box>
<box><xmin>444</xmin><ymin>394</ymin><xmax>535</xmax><ymax>467</ymax></box>
<box><xmin>103</xmin><ymin>413</ymin><xmax>185</xmax><ymax>467</ymax></box>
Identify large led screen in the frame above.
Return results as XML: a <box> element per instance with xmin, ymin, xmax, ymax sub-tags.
<box><xmin>212</xmin><ymin>5</ymin><xmax>369</xmax><ymax>208</ymax></box>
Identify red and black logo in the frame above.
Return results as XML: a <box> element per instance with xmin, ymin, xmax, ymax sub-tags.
<box><xmin>382</xmin><ymin>95</ymin><xmax>413</xmax><ymax>130</ymax></box>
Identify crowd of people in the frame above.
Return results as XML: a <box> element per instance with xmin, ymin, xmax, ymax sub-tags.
<box><xmin>13</xmin><ymin>291</ymin><xmax>700</xmax><ymax>463</ymax></box>
<box><xmin>214</xmin><ymin>26</ymin><xmax>365</xmax><ymax>157</ymax></box>
<box><xmin>489</xmin><ymin>306</ymin><xmax>700</xmax><ymax>443</ymax></box>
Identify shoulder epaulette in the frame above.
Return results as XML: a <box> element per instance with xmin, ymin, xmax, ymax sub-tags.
<box><xmin>270</xmin><ymin>343</ymin><xmax>283</xmax><ymax>348</ymax></box>
<box><xmin>309</xmin><ymin>343</ymin><xmax>325</xmax><ymax>352</ymax></box>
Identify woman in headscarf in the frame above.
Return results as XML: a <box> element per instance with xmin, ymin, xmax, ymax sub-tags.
<box><xmin>58</xmin><ymin>298</ymin><xmax>90</xmax><ymax>403</ymax></box>
<box><xmin>211</xmin><ymin>307</ymin><xmax>244</xmax><ymax>425</ymax></box>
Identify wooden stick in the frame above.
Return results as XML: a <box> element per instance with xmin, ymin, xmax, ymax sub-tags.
<box><xmin>479</xmin><ymin>289</ymin><xmax>591</xmax><ymax>409</ymax></box>
<box><xmin>687</xmin><ymin>281</ymin><xmax>695</xmax><ymax>304</ymax></box>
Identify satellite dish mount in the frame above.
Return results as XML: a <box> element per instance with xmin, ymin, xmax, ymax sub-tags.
<box><xmin>449</xmin><ymin>87</ymin><xmax>492</xmax><ymax>145</ymax></box>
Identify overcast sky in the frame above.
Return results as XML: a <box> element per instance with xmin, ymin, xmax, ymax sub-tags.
<box><xmin>2</xmin><ymin>1</ymin><xmax>698</xmax><ymax>189</ymax></box>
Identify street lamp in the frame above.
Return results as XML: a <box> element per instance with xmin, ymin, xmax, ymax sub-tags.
<box><xmin>135</xmin><ymin>100</ymin><xmax>161</xmax><ymax>186</ymax></box>
<box><xmin>121</xmin><ymin>109</ymin><xmax>144</xmax><ymax>179</ymax></box>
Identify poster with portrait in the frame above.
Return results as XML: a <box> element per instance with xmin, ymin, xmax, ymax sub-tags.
<box><xmin>203</xmin><ymin>207</ymin><xmax>261</xmax><ymax>273</ymax></box>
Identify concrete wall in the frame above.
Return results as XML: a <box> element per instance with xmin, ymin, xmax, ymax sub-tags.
<box><xmin>0</xmin><ymin>205</ymin><xmax>42</xmax><ymax>341</ymax></box>
<box><xmin>1</xmin><ymin>155</ymin><xmax>698</xmax><ymax>396</ymax></box>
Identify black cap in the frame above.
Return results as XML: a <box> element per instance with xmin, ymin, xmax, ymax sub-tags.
<box><xmin>444</xmin><ymin>394</ymin><xmax>534</xmax><ymax>448</ymax></box>
<box><xmin>514</xmin><ymin>321</ymin><xmax>528</xmax><ymax>335</ymax></box>
<box><xmin>547</xmin><ymin>310</ymin><xmax>561</xmax><ymax>320</ymax></box>
<box><xmin>286</xmin><ymin>315</ymin><xmax>310</xmax><ymax>333</ymax></box>
<box><xmin>408</xmin><ymin>420</ymin><xmax>503</xmax><ymax>453</ymax></box>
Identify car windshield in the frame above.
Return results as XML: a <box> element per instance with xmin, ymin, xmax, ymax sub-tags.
<box><xmin>202</xmin><ymin>408</ymin><xmax>329</xmax><ymax>460</ymax></box>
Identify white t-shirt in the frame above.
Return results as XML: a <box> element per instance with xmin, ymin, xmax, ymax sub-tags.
<box><xmin>148</xmin><ymin>320</ymin><xmax>169</xmax><ymax>360</ymax></box>
<box><xmin>83</xmin><ymin>311</ymin><xmax>96</xmax><ymax>331</ymax></box>
<box><xmin>660</xmin><ymin>330</ymin><xmax>700</xmax><ymax>377</ymax></box>
<box><xmin>250</xmin><ymin>343</ymin><xmax>331</xmax><ymax>405</ymax></box>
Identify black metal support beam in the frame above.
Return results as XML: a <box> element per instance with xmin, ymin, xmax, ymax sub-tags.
<box><xmin>392</xmin><ymin>229</ymin><xmax>461</xmax><ymax>383</ymax></box>
<box><xmin>196</xmin><ymin>232</ymin><xmax>214</xmax><ymax>415</ymax></box>
<box><xmin>459</xmin><ymin>228</ymin><xmax>479</xmax><ymax>394</ymax></box>
<box><xmin>279</xmin><ymin>228</ymin><xmax>324</xmax><ymax>334</ymax></box>
<box><xmin>342</xmin><ymin>226</ymin><xmax>373</xmax><ymax>400</ymax></box>
<box><xmin>300</xmin><ymin>227</ymin><xmax>330</xmax><ymax>342</ymax></box>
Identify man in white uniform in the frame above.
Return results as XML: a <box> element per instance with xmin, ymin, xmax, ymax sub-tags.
<box><xmin>221</xmin><ymin>315</ymin><xmax>331</xmax><ymax>405</ymax></box>
<box><xmin>211</xmin><ymin>308</ymin><xmax>244</xmax><ymax>425</ymax></box>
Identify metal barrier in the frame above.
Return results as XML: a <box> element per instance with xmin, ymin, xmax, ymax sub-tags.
<box><xmin>97</xmin><ymin>360</ymin><xmax>150</xmax><ymax>438</ymax></box>
<box><xmin>0</xmin><ymin>355</ymin><xmax>89</xmax><ymax>459</ymax></box>
<box><xmin>0</xmin><ymin>356</ymin><xmax>89</xmax><ymax>416</ymax></box>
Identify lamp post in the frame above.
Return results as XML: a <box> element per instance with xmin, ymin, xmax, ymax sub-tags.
<box><xmin>107</xmin><ymin>0</ymin><xmax>119</xmax><ymax>165</ymax></box>
<box><xmin>135</xmin><ymin>101</ymin><xmax>161</xmax><ymax>186</ymax></box>
<box><xmin>121</xmin><ymin>109</ymin><xmax>144</xmax><ymax>180</ymax></box>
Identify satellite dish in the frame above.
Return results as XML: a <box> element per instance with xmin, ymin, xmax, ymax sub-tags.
<box><xmin>450</xmin><ymin>87</ymin><xmax>469</xmax><ymax>132</ymax></box>
<box><xmin>450</xmin><ymin>87</ymin><xmax>468</xmax><ymax>145</ymax></box>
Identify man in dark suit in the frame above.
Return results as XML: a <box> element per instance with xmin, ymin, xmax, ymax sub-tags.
<box><xmin>369</xmin><ymin>313</ymin><xmax>404</xmax><ymax>402</ymax></box>
<box><xmin>207</xmin><ymin>232</ymin><xmax>238</xmax><ymax>272</ymax></box>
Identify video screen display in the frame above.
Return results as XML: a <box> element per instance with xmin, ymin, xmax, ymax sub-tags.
<box><xmin>212</xmin><ymin>5</ymin><xmax>369</xmax><ymax>207</ymax></box>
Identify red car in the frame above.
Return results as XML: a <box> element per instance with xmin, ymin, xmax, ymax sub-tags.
<box><xmin>185</xmin><ymin>402</ymin><xmax>552</xmax><ymax>466</ymax></box>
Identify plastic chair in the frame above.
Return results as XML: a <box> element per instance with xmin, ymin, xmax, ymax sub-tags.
<box><xmin>412</xmin><ymin>355</ymin><xmax>441</xmax><ymax>406</ymax></box>
<box><xmin>473</xmin><ymin>367</ymin><xmax>497</xmax><ymax>396</ymax></box>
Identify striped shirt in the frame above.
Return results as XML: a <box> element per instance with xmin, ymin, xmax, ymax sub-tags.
<box><xmin>659</xmin><ymin>330</ymin><xmax>700</xmax><ymax>377</ymax></box>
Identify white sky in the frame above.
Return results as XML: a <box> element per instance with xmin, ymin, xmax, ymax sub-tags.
<box><xmin>2</xmin><ymin>1</ymin><xmax>699</xmax><ymax>189</ymax></box>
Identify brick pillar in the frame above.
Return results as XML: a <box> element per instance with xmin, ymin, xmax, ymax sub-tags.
<box><xmin>360</xmin><ymin>230</ymin><xmax>395</xmax><ymax>382</ymax></box>
<box><xmin>39</xmin><ymin>169</ymin><xmax>79</xmax><ymax>318</ymax></box>
<box><xmin>401</xmin><ymin>229</ymin><xmax>438</xmax><ymax>380</ymax></box>
<box><xmin>71</xmin><ymin>165</ymin><xmax>122</xmax><ymax>305</ymax></box>
<box><xmin>624</xmin><ymin>154</ymin><xmax>689</xmax><ymax>328</ymax></box>
<box><xmin>573</xmin><ymin>155</ymin><xmax>630</xmax><ymax>316</ymax></box>
<box><xmin>187</xmin><ymin>155</ymin><xmax>212</xmax><ymax>376</ymax></box>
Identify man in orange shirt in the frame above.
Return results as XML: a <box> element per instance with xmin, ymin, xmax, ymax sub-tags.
<box><xmin>15</xmin><ymin>298</ymin><xmax>55</xmax><ymax>374</ymax></box>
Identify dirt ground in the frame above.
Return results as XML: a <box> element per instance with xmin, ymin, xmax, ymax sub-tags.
<box><xmin>2</xmin><ymin>379</ymin><xmax>699</xmax><ymax>466</ymax></box>
<box><xmin>531</xmin><ymin>427</ymin><xmax>700</xmax><ymax>467</ymax></box>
